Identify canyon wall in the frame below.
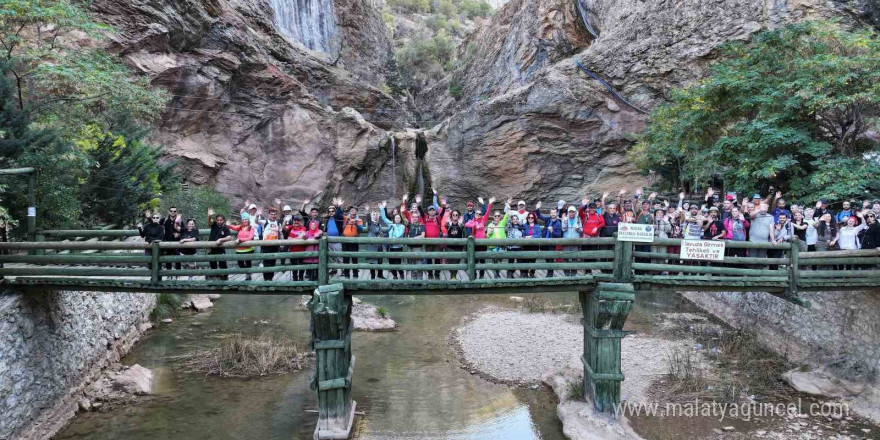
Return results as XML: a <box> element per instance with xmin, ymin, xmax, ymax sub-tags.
<box><xmin>0</xmin><ymin>291</ymin><xmax>154</xmax><ymax>440</ymax></box>
<box><xmin>92</xmin><ymin>0</ymin><xmax>876</xmax><ymax>207</ymax></box>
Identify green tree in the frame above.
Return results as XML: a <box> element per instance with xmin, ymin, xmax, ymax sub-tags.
<box><xmin>0</xmin><ymin>0</ymin><xmax>167</xmax><ymax>135</ymax></box>
<box><xmin>630</xmin><ymin>21</ymin><xmax>880</xmax><ymax>201</ymax></box>
<box><xmin>0</xmin><ymin>63</ymin><xmax>85</xmax><ymax>232</ymax></box>
<box><xmin>78</xmin><ymin>113</ymin><xmax>178</xmax><ymax>226</ymax></box>
<box><xmin>158</xmin><ymin>186</ymin><xmax>233</xmax><ymax>227</ymax></box>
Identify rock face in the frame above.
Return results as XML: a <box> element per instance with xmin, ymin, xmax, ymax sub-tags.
<box><xmin>0</xmin><ymin>291</ymin><xmax>155</xmax><ymax>440</ymax></box>
<box><xmin>91</xmin><ymin>0</ymin><xmax>404</xmax><ymax>207</ymax></box>
<box><xmin>415</xmin><ymin>0</ymin><xmax>875</xmax><ymax>203</ymax></box>
<box><xmin>91</xmin><ymin>0</ymin><xmax>875</xmax><ymax>207</ymax></box>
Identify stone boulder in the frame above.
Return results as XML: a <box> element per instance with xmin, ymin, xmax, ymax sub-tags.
<box><xmin>112</xmin><ymin>364</ymin><xmax>154</xmax><ymax>395</ymax></box>
<box><xmin>189</xmin><ymin>294</ymin><xmax>214</xmax><ymax>312</ymax></box>
<box><xmin>351</xmin><ymin>301</ymin><xmax>396</xmax><ymax>331</ymax></box>
<box><xmin>783</xmin><ymin>367</ymin><xmax>866</xmax><ymax>398</ymax></box>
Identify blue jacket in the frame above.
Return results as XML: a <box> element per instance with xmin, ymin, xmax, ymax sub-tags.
<box><xmin>522</xmin><ymin>223</ymin><xmax>543</xmax><ymax>238</ymax></box>
<box><xmin>535</xmin><ymin>210</ymin><xmax>563</xmax><ymax>238</ymax></box>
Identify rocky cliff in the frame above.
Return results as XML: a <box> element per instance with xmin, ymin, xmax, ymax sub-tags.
<box><xmin>91</xmin><ymin>0</ymin><xmax>877</xmax><ymax>207</ymax></box>
<box><xmin>91</xmin><ymin>0</ymin><xmax>404</xmax><ymax>206</ymax></box>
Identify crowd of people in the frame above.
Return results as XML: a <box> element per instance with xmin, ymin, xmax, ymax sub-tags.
<box><xmin>137</xmin><ymin>188</ymin><xmax>880</xmax><ymax>281</ymax></box>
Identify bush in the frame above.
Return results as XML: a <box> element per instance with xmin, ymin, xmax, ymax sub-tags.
<box><xmin>387</xmin><ymin>0</ymin><xmax>430</xmax><ymax>13</ymax></box>
<box><xmin>434</xmin><ymin>0</ymin><xmax>458</xmax><ymax>18</ymax></box>
<box><xmin>150</xmin><ymin>293</ymin><xmax>183</xmax><ymax>323</ymax></box>
<box><xmin>457</xmin><ymin>0</ymin><xmax>492</xmax><ymax>18</ymax></box>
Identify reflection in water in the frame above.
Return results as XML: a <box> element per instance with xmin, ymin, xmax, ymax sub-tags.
<box><xmin>55</xmin><ymin>294</ymin><xmax>569</xmax><ymax>440</ymax></box>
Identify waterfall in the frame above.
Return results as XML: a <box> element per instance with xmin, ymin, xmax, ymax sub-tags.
<box><xmin>390</xmin><ymin>136</ymin><xmax>397</xmax><ymax>198</ymax></box>
<box><xmin>269</xmin><ymin>0</ymin><xmax>338</xmax><ymax>53</ymax></box>
<box><xmin>417</xmin><ymin>162</ymin><xmax>425</xmax><ymax>198</ymax></box>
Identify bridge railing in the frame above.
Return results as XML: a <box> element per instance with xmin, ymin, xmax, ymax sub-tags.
<box><xmin>1</xmin><ymin>234</ymin><xmax>877</xmax><ymax>294</ymax></box>
<box><xmin>796</xmin><ymin>248</ymin><xmax>880</xmax><ymax>289</ymax></box>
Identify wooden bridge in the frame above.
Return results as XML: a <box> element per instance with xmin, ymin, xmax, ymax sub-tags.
<box><xmin>2</xmin><ymin>231</ymin><xmax>878</xmax><ymax>439</ymax></box>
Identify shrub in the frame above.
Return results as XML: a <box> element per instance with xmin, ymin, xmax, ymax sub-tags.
<box><xmin>150</xmin><ymin>293</ymin><xmax>183</xmax><ymax>323</ymax></box>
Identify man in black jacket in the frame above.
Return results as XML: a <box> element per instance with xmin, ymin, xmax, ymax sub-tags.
<box><xmin>161</xmin><ymin>207</ymin><xmax>182</xmax><ymax>271</ymax></box>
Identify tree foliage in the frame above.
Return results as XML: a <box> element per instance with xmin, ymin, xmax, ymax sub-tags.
<box><xmin>0</xmin><ymin>0</ymin><xmax>167</xmax><ymax>135</ymax></box>
<box><xmin>630</xmin><ymin>21</ymin><xmax>880</xmax><ymax>201</ymax></box>
<box><xmin>158</xmin><ymin>186</ymin><xmax>233</xmax><ymax>227</ymax></box>
<box><xmin>0</xmin><ymin>62</ymin><xmax>85</xmax><ymax>231</ymax></box>
<box><xmin>78</xmin><ymin>114</ymin><xmax>178</xmax><ymax>227</ymax></box>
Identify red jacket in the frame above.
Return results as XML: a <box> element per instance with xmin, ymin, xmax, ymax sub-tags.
<box><xmin>580</xmin><ymin>209</ymin><xmax>605</xmax><ymax>237</ymax></box>
<box><xmin>424</xmin><ymin>215</ymin><xmax>442</xmax><ymax>238</ymax></box>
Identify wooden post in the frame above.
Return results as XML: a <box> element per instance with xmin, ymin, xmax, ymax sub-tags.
<box><xmin>612</xmin><ymin>233</ymin><xmax>623</xmax><ymax>280</ymax></box>
<box><xmin>309</xmin><ymin>284</ymin><xmax>356</xmax><ymax>440</ymax></box>
<box><xmin>580</xmin><ymin>282</ymin><xmax>634</xmax><ymax>412</ymax></box>
<box><xmin>150</xmin><ymin>241</ymin><xmax>160</xmax><ymax>285</ymax></box>
<box><xmin>466</xmin><ymin>236</ymin><xmax>476</xmax><ymax>281</ymax></box>
<box><xmin>619</xmin><ymin>240</ymin><xmax>633</xmax><ymax>282</ymax></box>
<box><xmin>318</xmin><ymin>237</ymin><xmax>329</xmax><ymax>285</ymax></box>
<box><xmin>789</xmin><ymin>238</ymin><xmax>800</xmax><ymax>297</ymax></box>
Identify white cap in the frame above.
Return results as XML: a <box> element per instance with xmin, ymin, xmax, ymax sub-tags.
<box><xmin>248</xmin><ymin>203</ymin><xmax>257</xmax><ymax>210</ymax></box>
<box><xmin>567</xmin><ymin>206</ymin><xmax>577</xmax><ymax>212</ymax></box>
<box><xmin>518</xmin><ymin>200</ymin><xmax>526</xmax><ymax>206</ymax></box>
<box><xmin>282</xmin><ymin>205</ymin><xmax>292</xmax><ymax>211</ymax></box>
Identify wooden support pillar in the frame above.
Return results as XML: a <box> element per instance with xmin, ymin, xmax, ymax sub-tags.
<box><xmin>150</xmin><ymin>241</ymin><xmax>160</xmax><ymax>285</ymax></box>
<box><xmin>318</xmin><ymin>237</ymin><xmax>329</xmax><ymax>285</ymax></box>
<box><xmin>788</xmin><ymin>238</ymin><xmax>800</xmax><ymax>297</ymax></box>
<box><xmin>580</xmin><ymin>282</ymin><xmax>634</xmax><ymax>412</ymax></box>
<box><xmin>309</xmin><ymin>283</ymin><xmax>356</xmax><ymax>440</ymax></box>
<box><xmin>466</xmin><ymin>236</ymin><xmax>476</xmax><ymax>281</ymax></box>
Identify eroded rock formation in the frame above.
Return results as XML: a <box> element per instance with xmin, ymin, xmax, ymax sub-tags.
<box><xmin>91</xmin><ymin>0</ymin><xmax>875</xmax><ymax>207</ymax></box>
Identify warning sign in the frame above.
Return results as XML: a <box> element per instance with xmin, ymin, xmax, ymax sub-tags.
<box><xmin>680</xmin><ymin>240</ymin><xmax>726</xmax><ymax>261</ymax></box>
<box><xmin>617</xmin><ymin>223</ymin><xmax>654</xmax><ymax>243</ymax></box>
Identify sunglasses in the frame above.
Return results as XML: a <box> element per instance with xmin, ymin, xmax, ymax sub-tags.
<box><xmin>152</xmin><ymin>216</ymin><xmax>160</xmax><ymax>219</ymax></box>
<box><xmin>452</xmin><ymin>213</ymin><xmax>460</xmax><ymax>217</ymax></box>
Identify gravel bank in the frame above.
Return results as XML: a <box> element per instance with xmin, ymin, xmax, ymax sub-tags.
<box><xmin>453</xmin><ymin>309</ymin><xmax>690</xmax><ymax>401</ymax></box>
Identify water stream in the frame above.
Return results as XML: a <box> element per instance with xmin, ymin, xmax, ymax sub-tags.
<box><xmin>269</xmin><ymin>0</ymin><xmax>337</xmax><ymax>53</ymax></box>
<box><xmin>54</xmin><ymin>291</ymin><xmax>694</xmax><ymax>440</ymax></box>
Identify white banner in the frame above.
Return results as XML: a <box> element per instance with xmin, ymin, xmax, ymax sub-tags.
<box><xmin>27</xmin><ymin>207</ymin><xmax>36</xmax><ymax>217</ymax></box>
<box><xmin>680</xmin><ymin>240</ymin><xmax>726</xmax><ymax>261</ymax></box>
<box><xmin>617</xmin><ymin>223</ymin><xmax>654</xmax><ymax>243</ymax></box>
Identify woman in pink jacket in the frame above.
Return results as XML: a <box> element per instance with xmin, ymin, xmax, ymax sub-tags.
<box><xmin>465</xmin><ymin>198</ymin><xmax>494</xmax><ymax>278</ymax></box>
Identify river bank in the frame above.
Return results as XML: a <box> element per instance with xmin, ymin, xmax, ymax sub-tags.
<box><xmin>452</xmin><ymin>299</ymin><xmax>880</xmax><ymax>440</ymax></box>
<box><xmin>54</xmin><ymin>293</ymin><xmax>572</xmax><ymax>440</ymax></box>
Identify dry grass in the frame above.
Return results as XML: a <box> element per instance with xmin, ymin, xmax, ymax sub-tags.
<box><xmin>180</xmin><ymin>333</ymin><xmax>309</xmax><ymax>378</ymax></box>
<box><xmin>665</xmin><ymin>345</ymin><xmax>708</xmax><ymax>395</ymax></box>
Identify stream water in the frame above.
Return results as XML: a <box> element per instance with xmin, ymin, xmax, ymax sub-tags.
<box><xmin>54</xmin><ymin>291</ymin><xmax>693</xmax><ymax>440</ymax></box>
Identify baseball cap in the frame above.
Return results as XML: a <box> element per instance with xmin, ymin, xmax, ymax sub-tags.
<box><xmin>518</xmin><ymin>200</ymin><xmax>526</xmax><ymax>206</ymax></box>
<box><xmin>709</xmin><ymin>206</ymin><xmax>719</xmax><ymax>212</ymax></box>
<box><xmin>567</xmin><ymin>206</ymin><xmax>577</xmax><ymax>213</ymax></box>
<box><xmin>466</xmin><ymin>201</ymin><xmax>475</xmax><ymax>207</ymax></box>
<box><xmin>282</xmin><ymin>205</ymin><xmax>292</xmax><ymax>211</ymax></box>
<box><xmin>752</xmin><ymin>194</ymin><xmax>761</xmax><ymax>200</ymax></box>
<box><xmin>588</xmin><ymin>202</ymin><xmax>597</xmax><ymax>209</ymax></box>
<box><xmin>248</xmin><ymin>203</ymin><xmax>257</xmax><ymax>210</ymax></box>
<box><xmin>726</xmin><ymin>195</ymin><xmax>734</xmax><ymax>201</ymax></box>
